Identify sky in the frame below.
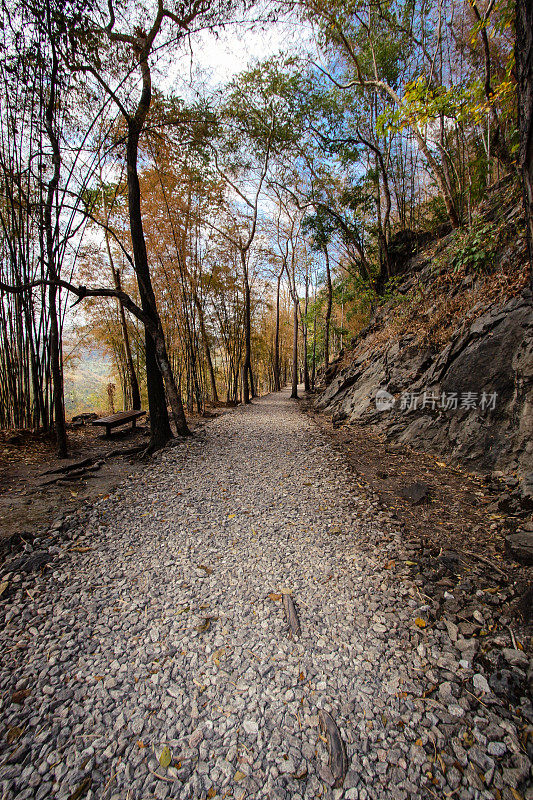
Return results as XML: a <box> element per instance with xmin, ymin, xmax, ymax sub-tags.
<box><xmin>160</xmin><ymin>7</ymin><xmax>317</xmax><ymax>99</ymax></box>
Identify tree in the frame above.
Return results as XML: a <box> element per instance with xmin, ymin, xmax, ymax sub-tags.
<box><xmin>516</xmin><ymin>0</ymin><xmax>533</xmax><ymax>287</ymax></box>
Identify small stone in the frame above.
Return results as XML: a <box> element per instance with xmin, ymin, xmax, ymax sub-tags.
<box><xmin>448</xmin><ymin>704</ymin><xmax>465</xmax><ymax>718</ymax></box>
<box><xmin>501</xmin><ymin>648</ymin><xmax>528</xmax><ymax>668</ymax></box>
<box><xmin>154</xmin><ymin>782</ymin><xmax>169</xmax><ymax>799</ymax></box>
<box><xmin>189</xmin><ymin>728</ymin><xmax>204</xmax><ymax>747</ymax></box>
<box><xmin>487</xmin><ymin>742</ymin><xmax>506</xmax><ymax>757</ymax></box>
<box><xmin>242</xmin><ymin>720</ymin><xmax>258</xmax><ymax>736</ymax></box>
<box><xmin>473</xmin><ymin>674</ymin><xmax>491</xmax><ymax>694</ymax></box>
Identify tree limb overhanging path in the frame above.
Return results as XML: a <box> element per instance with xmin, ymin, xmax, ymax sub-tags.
<box><xmin>0</xmin><ymin>392</ymin><xmax>526</xmax><ymax>799</ymax></box>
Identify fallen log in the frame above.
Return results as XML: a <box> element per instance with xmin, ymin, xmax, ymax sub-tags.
<box><xmin>282</xmin><ymin>593</ymin><xmax>301</xmax><ymax>637</ymax></box>
<box><xmin>318</xmin><ymin>710</ymin><xmax>348</xmax><ymax>789</ymax></box>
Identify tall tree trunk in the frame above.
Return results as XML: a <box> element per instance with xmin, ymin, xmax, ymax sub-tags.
<box><xmin>324</xmin><ymin>245</ymin><xmax>332</xmax><ymax>369</ymax></box>
<box><xmin>241</xmin><ymin>249</ymin><xmax>252</xmax><ymax>404</ymax></box>
<box><xmin>193</xmin><ymin>294</ymin><xmax>218</xmax><ymax>403</ymax></box>
<box><xmin>516</xmin><ymin>0</ymin><xmax>533</xmax><ymax>288</ymax></box>
<box><xmin>110</xmin><ymin>261</ymin><xmax>141</xmax><ymax>410</ymax></box>
<box><xmin>291</xmin><ymin>296</ymin><xmax>298</xmax><ymax>399</ymax></box>
<box><xmin>43</xmin><ymin>28</ymin><xmax>67</xmax><ymax>457</ymax></box>
<box><xmin>126</xmin><ymin>55</ymin><xmax>188</xmax><ymax>442</ymax></box>
<box><xmin>102</xmin><ymin>186</ymin><xmax>141</xmax><ymax>410</ymax></box>
<box><xmin>273</xmin><ymin>270</ymin><xmax>282</xmax><ymax>391</ymax></box>
<box><xmin>471</xmin><ymin>0</ymin><xmax>512</xmax><ymax>168</ymax></box>
<box><xmin>416</xmin><ymin>132</ymin><xmax>460</xmax><ymax>228</ymax></box>
<box><xmin>311</xmin><ymin>295</ymin><xmax>317</xmax><ymax>390</ymax></box>
<box><xmin>303</xmin><ymin>272</ymin><xmax>310</xmax><ymax>392</ymax></box>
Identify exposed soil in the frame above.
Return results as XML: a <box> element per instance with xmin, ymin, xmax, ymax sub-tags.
<box><xmin>303</xmin><ymin>396</ymin><xmax>533</xmax><ymax>637</ymax></box>
<box><xmin>0</xmin><ymin>408</ymin><xmax>228</xmax><ymax>560</ymax></box>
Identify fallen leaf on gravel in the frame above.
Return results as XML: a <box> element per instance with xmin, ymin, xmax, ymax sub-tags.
<box><xmin>414</xmin><ymin>618</ymin><xmax>427</xmax><ymax>628</ymax></box>
<box><xmin>510</xmin><ymin>790</ymin><xmax>524</xmax><ymax>800</ymax></box>
<box><xmin>234</xmin><ymin>771</ymin><xmax>245</xmax><ymax>782</ymax></box>
<box><xmin>6</xmin><ymin>726</ymin><xmax>23</xmax><ymax>743</ymax></box>
<box><xmin>197</xmin><ymin>565</ymin><xmax>213</xmax><ymax>575</ymax></box>
<box><xmin>268</xmin><ymin>593</ymin><xmax>282</xmax><ymax>601</ymax></box>
<box><xmin>159</xmin><ymin>746</ymin><xmax>171</xmax><ymax>768</ymax></box>
<box><xmin>227</xmin><ymin>514</ymin><xmax>236</xmax><ymax>519</ymax></box>
<box><xmin>69</xmin><ymin>547</ymin><xmax>91</xmax><ymax>553</ymax></box>
<box><xmin>196</xmin><ymin>617</ymin><xmax>216</xmax><ymax>633</ymax></box>
<box><xmin>177</xmin><ymin>606</ymin><xmax>190</xmax><ymax>615</ymax></box>
<box><xmin>213</xmin><ymin>648</ymin><xmax>225</xmax><ymax>667</ymax></box>
<box><xmin>11</xmin><ymin>690</ymin><xmax>30</xmax><ymax>705</ymax></box>
<box><xmin>207</xmin><ymin>789</ymin><xmax>216</xmax><ymax>798</ymax></box>
<box><xmin>67</xmin><ymin>777</ymin><xmax>91</xmax><ymax>800</ymax></box>
<box><xmin>0</xmin><ymin>580</ymin><xmax>8</xmax><ymax>597</ymax></box>
<box><xmin>384</xmin><ymin>560</ymin><xmax>395</xmax><ymax>569</ymax></box>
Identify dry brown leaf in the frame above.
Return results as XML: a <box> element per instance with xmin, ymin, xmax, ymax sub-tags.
<box><xmin>6</xmin><ymin>726</ymin><xmax>23</xmax><ymax>744</ymax></box>
<box><xmin>11</xmin><ymin>689</ymin><xmax>30</xmax><ymax>705</ymax></box>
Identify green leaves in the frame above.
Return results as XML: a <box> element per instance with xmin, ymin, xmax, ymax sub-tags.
<box><xmin>159</xmin><ymin>746</ymin><xmax>171</xmax><ymax>769</ymax></box>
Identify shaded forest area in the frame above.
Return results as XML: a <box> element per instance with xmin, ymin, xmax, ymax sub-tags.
<box><xmin>0</xmin><ymin>0</ymin><xmax>532</xmax><ymax>459</ymax></box>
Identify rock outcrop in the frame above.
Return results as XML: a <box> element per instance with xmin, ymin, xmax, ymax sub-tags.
<box><xmin>316</xmin><ymin>290</ymin><xmax>533</xmax><ymax>484</ymax></box>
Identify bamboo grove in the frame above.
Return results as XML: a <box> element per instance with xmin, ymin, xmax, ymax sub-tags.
<box><xmin>0</xmin><ymin>0</ymin><xmax>531</xmax><ymax>454</ymax></box>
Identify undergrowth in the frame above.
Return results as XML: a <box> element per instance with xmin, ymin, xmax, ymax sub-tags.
<box><xmin>343</xmin><ymin>187</ymin><xmax>529</xmax><ymax>362</ymax></box>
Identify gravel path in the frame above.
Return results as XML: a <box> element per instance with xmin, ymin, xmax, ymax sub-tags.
<box><xmin>1</xmin><ymin>390</ymin><xmax>530</xmax><ymax>800</ymax></box>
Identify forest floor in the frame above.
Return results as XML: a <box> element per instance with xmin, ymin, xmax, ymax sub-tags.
<box><xmin>0</xmin><ymin>389</ymin><xmax>531</xmax><ymax>800</ymax></box>
<box><xmin>0</xmin><ymin>410</ymin><xmax>226</xmax><ymax>559</ymax></box>
<box><xmin>303</xmin><ymin>400</ymin><xmax>532</xmax><ymax>616</ymax></box>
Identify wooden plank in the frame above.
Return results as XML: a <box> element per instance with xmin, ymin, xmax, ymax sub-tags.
<box><xmin>92</xmin><ymin>410</ymin><xmax>145</xmax><ymax>427</ymax></box>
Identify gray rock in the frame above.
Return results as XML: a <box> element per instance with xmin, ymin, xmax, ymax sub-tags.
<box><xmin>501</xmin><ymin>648</ymin><xmax>529</xmax><ymax>668</ymax></box>
<box><xmin>505</xmin><ymin>532</ymin><xmax>533</xmax><ymax>565</ymax></box>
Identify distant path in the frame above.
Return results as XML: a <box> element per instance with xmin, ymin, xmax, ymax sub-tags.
<box><xmin>0</xmin><ymin>390</ymin><xmax>526</xmax><ymax>800</ymax></box>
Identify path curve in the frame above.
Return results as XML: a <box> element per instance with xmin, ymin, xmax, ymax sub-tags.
<box><xmin>0</xmin><ymin>391</ymin><xmax>526</xmax><ymax>800</ymax></box>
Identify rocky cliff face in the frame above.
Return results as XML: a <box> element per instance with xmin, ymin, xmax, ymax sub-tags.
<box><xmin>316</xmin><ymin>289</ymin><xmax>533</xmax><ymax>490</ymax></box>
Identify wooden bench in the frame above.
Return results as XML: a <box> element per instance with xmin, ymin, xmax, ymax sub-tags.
<box><xmin>91</xmin><ymin>410</ymin><xmax>146</xmax><ymax>438</ymax></box>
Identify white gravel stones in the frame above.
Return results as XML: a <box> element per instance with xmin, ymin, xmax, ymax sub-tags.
<box><xmin>473</xmin><ymin>673</ymin><xmax>491</xmax><ymax>694</ymax></box>
<box><xmin>0</xmin><ymin>390</ymin><xmax>530</xmax><ymax>800</ymax></box>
